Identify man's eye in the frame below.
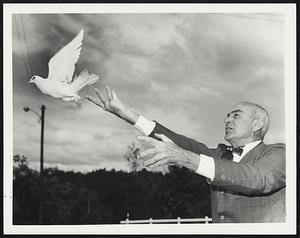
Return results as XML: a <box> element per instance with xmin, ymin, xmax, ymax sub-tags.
<box><xmin>233</xmin><ymin>114</ymin><xmax>239</xmax><ymax>118</ymax></box>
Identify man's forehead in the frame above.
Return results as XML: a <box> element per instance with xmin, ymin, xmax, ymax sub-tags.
<box><xmin>229</xmin><ymin>104</ymin><xmax>251</xmax><ymax>114</ymax></box>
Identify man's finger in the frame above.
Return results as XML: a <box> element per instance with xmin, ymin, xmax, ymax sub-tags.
<box><xmin>137</xmin><ymin>135</ymin><xmax>160</xmax><ymax>144</ymax></box>
<box><xmin>106</xmin><ymin>86</ymin><xmax>113</xmax><ymax>101</ymax></box>
<box><xmin>146</xmin><ymin>161</ymin><xmax>168</xmax><ymax>170</ymax></box>
<box><xmin>144</xmin><ymin>155</ymin><xmax>170</xmax><ymax>169</ymax></box>
<box><xmin>140</xmin><ymin>147</ymin><xmax>164</xmax><ymax>158</ymax></box>
<box><xmin>143</xmin><ymin>153</ymin><xmax>169</xmax><ymax>167</ymax></box>
<box><xmin>84</xmin><ymin>95</ymin><xmax>94</xmax><ymax>101</ymax></box>
<box><xmin>95</xmin><ymin>88</ymin><xmax>108</xmax><ymax>106</ymax></box>
<box><xmin>155</xmin><ymin>133</ymin><xmax>173</xmax><ymax>143</ymax></box>
<box><xmin>112</xmin><ymin>91</ymin><xmax>119</xmax><ymax>101</ymax></box>
<box><xmin>140</xmin><ymin>148</ymin><xmax>156</xmax><ymax>158</ymax></box>
<box><xmin>85</xmin><ymin>96</ymin><xmax>105</xmax><ymax>108</ymax></box>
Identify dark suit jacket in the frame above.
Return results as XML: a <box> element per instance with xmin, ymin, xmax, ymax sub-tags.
<box><xmin>149</xmin><ymin>122</ymin><xmax>286</xmax><ymax>223</ymax></box>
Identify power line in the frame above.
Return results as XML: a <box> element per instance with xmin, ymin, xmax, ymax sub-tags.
<box><xmin>13</xmin><ymin>16</ymin><xmax>30</xmax><ymax>76</ymax></box>
<box><xmin>18</xmin><ymin>14</ymin><xmax>43</xmax><ymax>108</ymax></box>
<box><xmin>20</xmin><ymin>15</ymin><xmax>34</xmax><ymax>75</ymax></box>
<box><xmin>13</xmin><ymin>15</ymin><xmax>42</xmax><ymax>109</ymax></box>
<box><xmin>13</xmin><ymin>15</ymin><xmax>40</xmax><ymax>109</ymax></box>
<box><xmin>260</xmin><ymin>13</ymin><xmax>284</xmax><ymax>17</ymax></box>
<box><xmin>212</xmin><ymin>13</ymin><xmax>283</xmax><ymax>23</ymax></box>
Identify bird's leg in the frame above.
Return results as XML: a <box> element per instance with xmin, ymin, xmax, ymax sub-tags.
<box><xmin>62</xmin><ymin>95</ymin><xmax>82</xmax><ymax>111</ymax></box>
<box><xmin>74</xmin><ymin>95</ymin><xmax>82</xmax><ymax>112</ymax></box>
<box><xmin>74</xmin><ymin>101</ymin><xmax>82</xmax><ymax>112</ymax></box>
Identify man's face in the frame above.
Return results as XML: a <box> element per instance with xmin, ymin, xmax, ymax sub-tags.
<box><xmin>224</xmin><ymin>104</ymin><xmax>255</xmax><ymax>145</ymax></box>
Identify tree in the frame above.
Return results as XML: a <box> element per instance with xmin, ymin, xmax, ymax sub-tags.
<box><xmin>13</xmin><ymin>152</ymin><xmax>211</xmax><ymax>225</ymax></box>
<box><xmin>123</xmin><ymin>142</ymin><xmax>142</xmax><ymax>172</ymax></box>
<box><xmin>13</xmin><ymin>155</ymin><xmax>39</xmax><ymax>224</ymax></box>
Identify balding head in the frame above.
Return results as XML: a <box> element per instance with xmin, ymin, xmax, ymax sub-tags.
<box><xmin>233</xmin><ymin>102</ymin><xmax>270</xmax><ymax>139</ymax></box>
<box><xmin>224</xmin><ymin>102</ymin><xmax>270</xmax><ymax>146</ymax></box>
<box><xmin>237</xmin><ymin>102</ymin><xmax>269</xmax><ymax>138</ymax></box>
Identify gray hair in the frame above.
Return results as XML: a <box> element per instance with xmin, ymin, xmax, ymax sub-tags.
<box><xmin>236</xmin><ymin>102</ymin><xmax>270</xmax><ymax>139</ymax></box>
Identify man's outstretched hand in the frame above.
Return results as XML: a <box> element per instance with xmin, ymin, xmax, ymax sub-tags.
<box><xmin>85</xmin><ymin>86</ymin><xmax>125</xmax><ymax>115</ymax></box>
<box><xmin>85</xmin><ymin>86</ymin><xmax>139</xmax><ymax>125</ymax></box>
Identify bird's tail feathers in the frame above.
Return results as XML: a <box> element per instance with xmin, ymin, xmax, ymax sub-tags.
<box><xmin>72</xmin><ymin>70</ymin><xmax>99</xmax><ymax>92</ymax></box>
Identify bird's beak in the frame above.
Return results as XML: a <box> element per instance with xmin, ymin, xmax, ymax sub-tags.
<box><xmin>28</xmin><ymin>79</ymin><xmax>33</xmax><ymax>84</ymax></box>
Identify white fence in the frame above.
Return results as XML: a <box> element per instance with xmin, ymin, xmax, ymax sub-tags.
<box><xmin>120</xmin><ymin>216</ymin><xmax>212</xmax><ymax>224</ymax></box>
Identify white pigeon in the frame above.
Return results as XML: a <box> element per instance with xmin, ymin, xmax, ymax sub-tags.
<box><xmin>28</xmin><ymin>29</ymin><xmax>99</xmax><ymax>110</ymax></box>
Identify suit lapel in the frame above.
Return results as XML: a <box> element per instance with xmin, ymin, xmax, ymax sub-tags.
<box><xmin>239</xmin><ymin>141</ymin><xmax>265</xmax><ymax>164</ymax></box>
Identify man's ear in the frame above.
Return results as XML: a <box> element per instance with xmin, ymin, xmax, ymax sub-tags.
<box><xmin>252</xmin><ymin>118</ymin><xmax>264</xmax><ymax>132</ymax></box>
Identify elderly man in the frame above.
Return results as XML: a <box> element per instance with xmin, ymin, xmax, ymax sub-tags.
<box><xmin>85</xmin><ymin>86</ymin><xmax>286</xmax><ymax>223</ymax></box>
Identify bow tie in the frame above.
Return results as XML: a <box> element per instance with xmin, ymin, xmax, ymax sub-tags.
<box><xmin>226</xmin><ymin>146</ymin><xmax>244</xmax><ymax>156</ymax></box>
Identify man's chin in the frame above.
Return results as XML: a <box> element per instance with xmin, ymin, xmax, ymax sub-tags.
<box><xmin>224</xmin><ymin>134</ymin><xmax>233</xmax><ymax>142</ymax></box>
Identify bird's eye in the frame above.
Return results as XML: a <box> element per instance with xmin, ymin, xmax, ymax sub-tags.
<box><xmin>32</xmin><ymin>76</ymin><xmax>35</xmax><ymax>80</ymax></box>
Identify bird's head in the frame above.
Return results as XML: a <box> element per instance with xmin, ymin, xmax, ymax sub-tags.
<box><xmin>28</xmin><ymin>75</ymin><xmax>41</xmax><ymax>84</ymax></box>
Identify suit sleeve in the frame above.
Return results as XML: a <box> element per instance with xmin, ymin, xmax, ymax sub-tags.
<box><xmin>149</xmin><ymin>121</ymin><xmax>219</xmax><ymax>157</ymax></box>
<box><xmin>212</xmin><ymin>143</ymin><xmax>286</xmax><ymax>195</ymax></box>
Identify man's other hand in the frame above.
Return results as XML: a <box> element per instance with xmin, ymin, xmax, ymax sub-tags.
<box><xmin>137</xmin><ymin>133</ymin><xmax>200</xmax><ymax>171</ymax></box>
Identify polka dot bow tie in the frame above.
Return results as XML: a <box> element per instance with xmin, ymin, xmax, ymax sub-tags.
<box><xmin>226</xmin><ymin>146</ymin><xmax>244</xmax><ymax>156</ymax></box>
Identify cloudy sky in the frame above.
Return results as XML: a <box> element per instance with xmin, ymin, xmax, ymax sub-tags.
<box><xmin>12</xmin><ymin>13</ymin><xmax>285</xmax><ymax>172</ymax></box>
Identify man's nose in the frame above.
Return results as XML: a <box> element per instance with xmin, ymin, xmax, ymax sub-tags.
<box><xmin>224</xmin><ymin>115</ymin><xmax>231</xmax><ymax>123</ymax></box>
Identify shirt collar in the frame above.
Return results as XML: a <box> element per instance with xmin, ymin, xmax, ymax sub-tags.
<box><xmin>241</xmin><ymin>140</ymin><xmax>262</xmax><ymax>157</ymax></box>
<box><xmin>232</xmin><ymin>140</ymin><xmax>262</xmax><ymax>163</ymax></box>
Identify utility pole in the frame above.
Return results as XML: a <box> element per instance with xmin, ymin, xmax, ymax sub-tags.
<box><xmin>23</xmin><ymin>104</ymin><xmax>46</xmax><ymax>225</ymax></box>
<box><xmin>39</xmin><ymin>105</ymin><xmax>45</xmax><ymax>225</ymax></box>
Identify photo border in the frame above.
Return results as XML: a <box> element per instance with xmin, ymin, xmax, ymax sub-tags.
<box><xmin>3</xmin><ymin>3</ymin><xmax>297</xmax><ymax>235</ymax></box>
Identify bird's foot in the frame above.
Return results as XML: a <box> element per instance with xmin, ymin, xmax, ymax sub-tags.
<box><xmin>74</xmin><ymin>100</ymin><xmax>82</xmax><ymax>112</ymax></box>
<box><xmin>74</xmin><ymin>95</ymin><xmax>82</xmax><ymax>112</ymax></box>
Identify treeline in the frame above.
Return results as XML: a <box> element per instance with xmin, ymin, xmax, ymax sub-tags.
<box><xmin>13</xmin><ymin>154</ymin><xmax>211</xmax><ymax>225</ymax></box>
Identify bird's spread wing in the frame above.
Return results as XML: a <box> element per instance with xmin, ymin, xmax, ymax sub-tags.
<box><xmin>47</xmin><ymin>29</ymin><xmax>84</xmax><ymax>83</ymax></box>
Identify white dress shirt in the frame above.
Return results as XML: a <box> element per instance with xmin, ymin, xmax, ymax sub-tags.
<box><xmin>134</xmin><ymin>115</ymin><xmax>262</xmax><ymax>181</ymax></box>
<box><xmin>134</xmin><ymin>115</ymin><xmax>156</xmax><ymax>136</ymax></box>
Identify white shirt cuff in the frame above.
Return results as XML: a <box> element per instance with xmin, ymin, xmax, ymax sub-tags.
<box><xmin>134</xmin><ymin>115</ymin><xmax>156</xmax><ymax>136</ymax></box>
<box><xmin>195</xmin><ymin>154</ymin><xmax>215</xmax><ymax>182</ymax></box>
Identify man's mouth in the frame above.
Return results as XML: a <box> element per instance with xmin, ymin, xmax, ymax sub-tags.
<box><xmin>225</xmin><ymin>126</ymin><xmax>233</xmax><ymax>132</ymax></box>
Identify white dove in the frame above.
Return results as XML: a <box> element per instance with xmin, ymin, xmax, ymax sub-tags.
<box><xmin>28</xmin><ymin>29</ymin><xmax>99</xmax><ymax>110</ymax></box>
